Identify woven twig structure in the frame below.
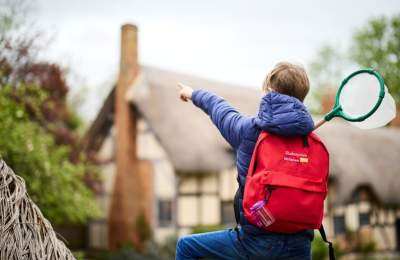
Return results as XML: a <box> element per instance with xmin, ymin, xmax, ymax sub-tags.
<box><xmin>0</xmin><ymin>160</ymin><xmax>75</xmax><ymax>260</ymax></box>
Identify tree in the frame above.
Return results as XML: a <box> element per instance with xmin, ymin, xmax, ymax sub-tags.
<box><xmin>309</xmin><ymin>45</ymin><xmax>347</xmax><ymax>90</ymax></box>
<box><xmin>308</xmin><ymin>14</ymin><xmax>400</xmax><ymax>114</ymax></box>
<box><xmin>0</xmin><ymin>0</ymin><xmax>100</xmax><ymax>224</ymax></box>
<box><xmin>351</xmin><ymin>15</ymin><xmax>400</xmax><ymax>103</ymax></box>
<box><xmin>307</xmin><ymin>45</ymin><xmax>349</xmax><ymax>113</ymax></box>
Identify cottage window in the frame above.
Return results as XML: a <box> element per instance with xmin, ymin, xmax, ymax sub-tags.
<box><xmin>221</xmin><ymin>201</ymin><xmax>236</xmax><ymax>225</ymax></box>
<box><xmin>333</xmin><ymin>215</ymin><xmax>345</xmax><ymax>235</ymax></box>
<box><xmin>158</xmin><ymin>199</ymin><xmax>173</xmax><ymax>227</ymax></box>
<box><xmin>359</xmin><ymin>212</ymin><xmax>370</xmax><ymax>226</ymax></box>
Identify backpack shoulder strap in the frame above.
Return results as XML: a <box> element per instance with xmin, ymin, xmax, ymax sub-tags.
<box><xmin>319</xmin><ymin>224</ymin><xmax>336</xmax><ymax>260</ymax></box>
<box><xmin>247</xmin><ymin>131</ymin><xmax>269</xmax><ymax>177</ymax></box>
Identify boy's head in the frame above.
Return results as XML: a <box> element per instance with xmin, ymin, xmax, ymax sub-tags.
<box><xmin>263</xmin><ymin>62</ymin><xmax>310</xmax><ymax>102</ymax></box>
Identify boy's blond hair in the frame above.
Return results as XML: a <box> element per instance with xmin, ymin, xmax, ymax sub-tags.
<box><xmin>263</xmin><ymin>62</ymin><xmax>310</xmax><ymax>102</ymax></box>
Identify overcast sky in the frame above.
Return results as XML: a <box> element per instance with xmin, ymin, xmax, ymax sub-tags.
<box><xmin>34</xmin><ymin>0</ymin><xmax>399</xmax><ymax>120</ymax></box>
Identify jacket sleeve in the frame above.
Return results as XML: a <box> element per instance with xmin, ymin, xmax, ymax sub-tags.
<box><xmin>192</xmin><ymin>89</ymin><xmax>250</xmax><ymax>149</ymax></box>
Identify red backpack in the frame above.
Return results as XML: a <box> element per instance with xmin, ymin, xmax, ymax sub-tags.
<box><xmin>243</xmin><ymin>131</ymin><xmax>335</xmax><ymax>259</ymax></box>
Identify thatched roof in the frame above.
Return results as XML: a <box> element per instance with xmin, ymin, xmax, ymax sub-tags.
<box><xmin>315</xmin><ymin>121</ymin><xmax>400</xmax><ymax>206</ymax></box>
<box><xmin>84</xmin><ymin>87</ymin><xmax>115</xmax><ymax>152</ymax></box>
<box><xmin>127</xmin><ymin>66</ymin><xmax>261</xmax><ymax>173</ymax></box>
<box><xmin>88</xmin><ymin>66</ymin><xmax>400</xmax><ymax>205</ymax></box>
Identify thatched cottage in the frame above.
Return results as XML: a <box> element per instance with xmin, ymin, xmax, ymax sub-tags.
<box><xmin>84</xmin><ymin>24</ymin><xmax>400</xmax><ymax>252</ymax></box>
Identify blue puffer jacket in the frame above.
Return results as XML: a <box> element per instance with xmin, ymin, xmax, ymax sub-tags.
<box><xmin>192</xmin><ymin>90</ymin><xmax>315</xmax><ymax>235</ymax></box>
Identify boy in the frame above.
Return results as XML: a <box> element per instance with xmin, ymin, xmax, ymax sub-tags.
<box><xmin>176</xmin><ymin>62</ymin><xmax>315</xmax><ymax>260</ymax></box>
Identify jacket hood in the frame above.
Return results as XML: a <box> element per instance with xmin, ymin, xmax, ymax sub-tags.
<box><xmin>255</xmin><ymin>91</ymin><xmax>314</xmax><ymax>136</ymax></box>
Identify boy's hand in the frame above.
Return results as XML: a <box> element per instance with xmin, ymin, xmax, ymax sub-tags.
<box><xmin>178</xmin><ymin>83</ymin><xmax>194</xmax><ymax>102</ymax></box>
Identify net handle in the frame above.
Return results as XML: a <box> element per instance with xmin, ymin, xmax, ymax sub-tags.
<box><xmin>313</xmin><ymin>119</ymin><xmax>326</xmax><ymax>130</ymax></box>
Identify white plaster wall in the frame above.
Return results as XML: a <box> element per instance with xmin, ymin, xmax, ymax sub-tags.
<box><xmin>345</xmin><ymin>204</ymin><xmax>359</xmax><ymax>231</ymax></box>
<box><xmin>219</xmin><ymin>168</ymin><xmax>237</xmax><ymax>201</ymax></box>
<box><xmin>98</xmin><ymin>163</ymin><xmax>115</xmax><ymax>216</ymax></box>
<box><xmin>178</xmin><ymin>196</ymin><xmax>199</xmax><ymax>226</ymax></box>
<box><xmin>178</xmin><ymin>228</ymin><xmax>192</xmax><ymax>237</ymax></box>
<box><xmin>178</xmin><ymin>174</ymin><xmax>224</xmax><ymax>229</ymax></box>
<box><xmin>95</xmin><ymin>119</ymin><xmax>177</xmax><ymax>243</ymax></box>
<box><xmin>179</xmin><ymin>177</ymin><xmax>199</xmax><ymax>193</ymax></box>
<box><xmin>137</xmin><ymin>120</ymin><xmax>167</xmax><ymax>160</ymax></box>
<box><xmin>153</xmin><ymin>161</ymin><xmax>175</xmax><ymax>199</ymax></box>
<box><xmin>97</xmin><ymin>127</ymin><xmax>116</xmax><ymax>161</ymax></box>
<box><xmin>137</xmin><ymin>119</ymin><xmax>176</xmax><ymax>241</ymax></box>
<box><xmin>200</xmin><ymin>195</ymin><xmax>220</xmax><ymax>225</ymax></box>
<box><xmin>155</xmin><ymin>227</ymin><xmax>177</xmax><ymax>243</ymax></box>
<box><xmin>200</xmin><ymin>174</ymin><xmax>218</xmax><ymax>193</ymax></box>
<box><xmin>373</xmin><ymin>226</ymin><xmax>396</xmax><ymax>250</ymax></box>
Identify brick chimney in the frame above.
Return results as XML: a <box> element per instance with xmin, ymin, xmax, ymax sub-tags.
<box><xmin>390</xmin><ymin>105</ymin><xmax>400</xmax><ymax>127</ymax></box>
<box><xmin>108</xmin><ymin>24</ymin><xmax>153</xmax><ymax>249</ymax></box>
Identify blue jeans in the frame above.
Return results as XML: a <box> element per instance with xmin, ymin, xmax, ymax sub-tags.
<box><xmin>176</xmin><ymin>227</ymin><xmax>312</xmax><ymax>260</ymax></box>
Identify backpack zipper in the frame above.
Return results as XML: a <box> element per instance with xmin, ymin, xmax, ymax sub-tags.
<box><xmin>264</xmin><ymin>186</ymin><xmax>275</xmax><ymax>203</ymax></box>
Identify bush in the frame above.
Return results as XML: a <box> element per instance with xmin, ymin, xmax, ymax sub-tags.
<box><xmin>135</xmin><ymin>212</ymin><xmax>153</xmax><ymax>245</ymax></box>
<box><xmin>191</xmin><ymin>224</ymin><xmax>226</xmax><ymax>234</ymax></box>
<box><xmin>312</xmin><ymin>234</ymin><xmax>328</xmax><ymax>260</ymax></box>
<box><xmin>0</xmin><ymin>84</ymin><xmax>99</xmax><ymax>224</ymax></box>
<box><xmin>101</xmin><ymin>236</ymin><xmax>178</xmax><ymax>260</ymax></box>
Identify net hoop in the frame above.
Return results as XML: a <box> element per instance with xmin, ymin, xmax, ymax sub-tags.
<box><xmin>324</xmin><ymin>68</ymin><xmax>385</xmax><ymax>122</ymax></box>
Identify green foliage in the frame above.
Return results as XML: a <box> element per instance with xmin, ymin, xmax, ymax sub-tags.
<box><xmin>65</xmin><ymin>108</ymin><xmax>84</xmax><ymax>131</ymax></box>
<box><xmin>309</xmin><ymin>45</ymin><xmax>348</xmax><ymax>89</ymax></box>
<box><xmin>309</xmin><ymin>14</ymin><xmax>400</xmax><ymax>114</ymax></box>
<box><xmin>0</xmin><ymin>0</ymin><xmax>31</xmax><ymax>34</ymax></box>
<box><xmin>351</xmin><ymin>14</ymin><xmax>400</xmax><ymax>102</ymax></box>
<box><xmin>72</xmin><ymin>251</ymin><xmax>86</xmax><ymax>260</ymax></box>
<box><xmin>191</xmin><ymin>224</ymin><xmax>226</xmax><ymax>234</ymax></box>
<box><xmin>135</xmin><ymin>212</ymin><xmax>153</xmax><ymax>245</ymax></box>
<box><xmin>358</xmin><ymin>240</ymin><xmax>377</xmax><ymax>255</ymax></box>
<box><xmin>0</xmin><ymin>0</ymin><xmax>100</xmax><ymax>225</ymax></box>
<box><xmin>0</xmin><ymin>84</ymin><xmax>100</xmax><ymax>224</ymax></box>
<box><xmin>345</xmin><ymin>228</ymin><xmax>377</xmax><ymax>255</ymax></box>
<box><xmin>100</xmin><ymin>236</ymin><xmax>178</xmax><ymax>260</ymax></box>
<box><xmin>312</xmin><ymin>234</ymin><xmax>328</xmax><ymax>260</ymax></box>
<box><xmin>306</xmin><ymin>45</ymin><xmax>349</xmax><ymax>113</ymax></box>
<box><xmin>312</xmin><ymin>233</ymin><xmax>348</xmax><ymax>260</ymax></box>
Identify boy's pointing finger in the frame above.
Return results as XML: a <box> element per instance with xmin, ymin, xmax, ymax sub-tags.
<box><xmin>177</xmin><ymin>83</ymin><xmax>194</xmax><ymax>102</ymax></box>
<box><xmin>177</xmin><ymin>82</ymin><xmax>185</xmax><ymax>89</ymax></box>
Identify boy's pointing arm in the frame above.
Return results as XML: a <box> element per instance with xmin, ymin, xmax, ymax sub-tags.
<box><xmin>191</xmin><ymin>89</ymin><xmax>250</xmax><ymax>149</ymax></box>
